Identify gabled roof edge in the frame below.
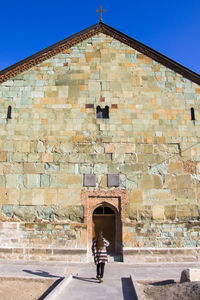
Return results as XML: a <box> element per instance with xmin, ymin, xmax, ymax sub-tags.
<box><xmin>0</xmin><ymin>22</ymin><xmax>200</xmax><ymax>85</ymax></box>
<box><xmin>100</xmin><ymin>23</ymin><xmax>200</xmax><ymax>85</ymax></box>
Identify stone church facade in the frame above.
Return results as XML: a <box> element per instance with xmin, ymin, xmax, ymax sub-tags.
<box><xmin>0</xmin><ymin>22</ymin><xmax>200</xmax><ymax>262</ymax></box>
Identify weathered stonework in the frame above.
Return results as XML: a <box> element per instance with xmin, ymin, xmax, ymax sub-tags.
<box><xmin>0</xmin><ymin>24</ymin><xmax>200</xmax><ymax>262</ymax></box>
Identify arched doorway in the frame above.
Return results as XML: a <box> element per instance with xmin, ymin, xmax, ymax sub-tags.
<box><xmin>81</xmin><ymin>189</ymin><xmax>129</xmax><ymax>259</ymax></box>
<box><xmin>92</xmin><ymin>204</ymin><xmax>116</xmax><ymax>254</ymax></box>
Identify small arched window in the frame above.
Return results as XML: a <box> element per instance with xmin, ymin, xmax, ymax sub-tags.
<box><xmin>93</xmin><ymin>206</ymin><xmax>114</xmax><ymax>215</ymax></box>
<box><xmin>191</xmin><ymin>107</ymin><xmax>195</xmax><ymax>121</ymax></box>
<box><xmin>96</xmin><ymin>105</ymin><xmax>109</xmax><ymax>119</ymax></box>
<box><xmin>7</xmin><ymin>106</ymin><xmax>12</xmax><ymax>119</ymax></box>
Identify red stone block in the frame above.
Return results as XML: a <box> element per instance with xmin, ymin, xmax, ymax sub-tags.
<box><xmin>85</xmin><ymin>104</ymin><xmax>94</xmax><ymax>108</ymax></box>
<box><xmin>111</xmin><ymin>104</ymin><xmax>118</xmax><ymax>109</ymax></box>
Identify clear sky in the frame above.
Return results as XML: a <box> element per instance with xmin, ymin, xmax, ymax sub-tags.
<box><xmin>0</xmin><ymin>0</ymin><xmax>200</xmax><ymax>74</ymax></box>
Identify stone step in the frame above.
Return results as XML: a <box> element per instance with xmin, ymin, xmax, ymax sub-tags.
<box><xmin>107</xmin><ymin>254</ymin><xmax>123</xmax><ymax>262</ymax></box>
<box><xmin>89</xmin><ymin>254</ymin><xmax>123</xmax><ymax>263</ymax></box>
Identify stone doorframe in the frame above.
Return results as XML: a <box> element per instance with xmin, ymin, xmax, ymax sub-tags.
<box><xmin>81</xmin><ymin>189</ymin><xmax>129</xmax><ymax>256</ymax></box>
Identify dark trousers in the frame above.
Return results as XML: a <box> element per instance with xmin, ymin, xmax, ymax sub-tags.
<box><xmin>96</xmin><ymin>263</ymin><xmax>105</xmax><ymax>278</ymax></box>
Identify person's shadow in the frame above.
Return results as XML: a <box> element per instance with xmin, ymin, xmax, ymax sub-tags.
<box><xmin>73</xmin><ymin>275</ymin><xmax>99</xmax><ymax>284</ymax></box>
<box><xmin>22</xmin><ymin>269</ymin><xmax>62</xmax><ymax>278</ymax></box>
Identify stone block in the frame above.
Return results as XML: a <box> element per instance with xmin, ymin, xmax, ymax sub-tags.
<box><xmin>177</xmin><ymin>175</ymin><xmax>192</xmax><ymax>189</ymax></box>
<box><xmin>183</xmin><ymin>160</ymin><xmax>197</xmax><ymax>174</ymax></box>
<box><xmin>197</xmin><ymin>188</ymin><xmax>200</xmax><ymax>204</ymax></box>
<box><xmin>168</xmin><ymin>161</ymin><xmax>183</xmax><ymax>174</ymax></box>
<box><xmin>0</xmin><ymin>152</ymin><xmax>7</xmax><ymax>162</ymax></box>
<box><xmin>105</xmin><ymin>143</ymin><xmax>116</xmax><ymax>153</ymax></box>
<box><xmin>78</xmin><ymin>229</ymin><xmax>87</xmax><ymax>247</ymax></box>
<box><xmin>2</xmin><ymin>204</ymin><xmax>13</xmax><ymax>218</ymax></box>
<box><xmin>177</xmin><ymin>205</ymin><xmax>199</xmax><ymax>220</ymax></box>
<box><xmin>100</xmin><ymin>175</ymin><xmax>107</xmax><ymax>188</ymax></box>
<box><xmin>130</xmin><ymin>190</ymin><xmax>143</xmax><ymax>204</ymax></box>
<box><xmin>79</xmin><ymin>164</ymin><xmax>91</xmax><ymax>174</ymax></box>
<box><xmin>117</xmin><ymin>143</ymin><xmax>135</xmax><ymax>154</ymax></box>
<box><xmin>151</xmin><ymin>189</ymin><xmax>172</xmax><ymax>204</ymax></box>
<box><xmin>138</xmin><ymin>154</ymin><xmax>161</xmax><ymax>164</ymax></box>
<box><xmin>45</xmin><ymin>163</ymin><xmax>60</xmax><ymax>173</ymax></box>
<box><xmin>6</xmin><ymin>174</ymin><xmax>24</xmax><ymax>188</ymax></box>
<box><xmin>37</xmin><ymin>206</ymin><xmax>54</xmax><ymax>221</ymax></box>
<box><xmin>50</xmin><ymin>174</ymin><xmax>68</xmax><ymax>188</ymax></box>
<box><xmin>107</xmin><ymin>163</ymin><xmax>120</xmax><ymax>173</ymax></box>
<box><xmin>12</xmin><ymin>153</ymin><xmax>27</xmax><ymax>162</ymax></box>
<box><xmin>41</xmin><ymin>174</ymin><xmax>50</xmax><ymax>187</ymax></box>
<box><xmin>7</xmin><ymin>189</ymin><xmax>20</xmax><ymax>204</ymax></box>
<box><xmin>44</xmin><ymin>189</ymin><xmax>57</xmax><ymax>205</ymax></box>
<box><xmin>24</xmin><ymin>163</ymin><xmax>44</xmax><ymax>174</ymax></box>
<box><xmin>138</xmin><ymin>205</ymin><xmax>152</xmax><ymax>220</ymax></box>
<box><xmin>42</xmin><ymin>153</ymin><xmax>53</xmax><ymax>162</ymax></box>
<box><xmin>180</xmin><ymin>269</ymin><xmax>200</xmax><ymax>283</ymax></box>
<box><xmin>25</xmin><ymin>174</ymin><xmax>40</xmax><ymax>188</ymax></box>
<box><xmin>0</xmin><ymin>176</ymin><xmax>5</xmax><ymax>187</ymax></box>
<box><xmin>0</xmin><ymin>188</ymin><xmax>8</xmax><ymax>203</ymax></box>
<box><xmin>164</xmin><ymin>205</ymin><xmax>176</xmax><ymax>220</ymax></box>
<box><xmin>152</xmin><ymin>205</ymin><xmax>164</xmax><ymax>220</ymax></box>
<box><xmin>10</xmin><ymin>163</ymin><xmax>23</xmax><ymax>174</ymax></box>
<box><xmin>123</xmin><ymin>154</ymin><xmax>137</xmax><ymax>163</ymax></box>
<box><xmin>164</xmin><ymin>174</ymin><xmax>177</xmax><ymax>189</ymax></box>
<box><xmin>94</xmin><ymin>163</ymin><xmax>107</xmax><ymax>174</ymax></box>
<box><xmin>15</xmin><ymin>141</ymin><xmax>30</xmax><ymax>153</ymax></box>
<box><xmin>142</xmin><ymin>144</ymin><xmax>153</xmax><ymax>154</ymax></box>
<box><xmin>76</xmin><ymin>143</ymin><xmax>94</xmax><ymax>153</ymax></box>
<box><xmin>94</xmin><ymin>144</ymin><xmax>104</xmax><ymax>154</ymax></box>
<box><xmin>32</xmin><ymin>189</ymin><xmax>45</xmax><ymax>205</ymax></box>
<box><xmin>37</xmin><ymin>141</ymin><xmax>46</xmax><ymax>152</ymax></box>
<box><xmin>126</xmin><ymin>206</ymin><xmax>137</xmax><ymax>220</ymax></box>
<box><xmin>57</xmin><ymin>189</ymin><xmax>81</xmax><ymax>206</ymax></box>
<box><xmin>139</xmin><ymin>175</ymin><xmax>153</xmax><ymax>189</ymax></box>
<box><xmin>19</xmin><ymin>189</ymin><xmax>33</xmax><ymax>205</ymax></box>
<box><xmin>14</xmin><ymin>205</ymin><xmax>37</xmax><ymax>222</ymax></box>
<box><xmin>60</xmin><ymin>142</ymin><xmax>74</xmax><ymax>153</ymax></box>
<box><xmin>83</xmin><ymin>174</ymin><xmax>96</xmax><ymax>187</ymax></box>
<box><xmin>67</xmin><ymin>174</ymin><xmax>82</xmax><ymax>185</ymax></box>
<box><xmin>153</xmin><ymin>175</ymin><xmax>163</xmax><ymax>189</ymax></box>
<box><xmin>125</xmin><ymin>178</ymin><xmax>137</xmax><ymax>189</ymax></box>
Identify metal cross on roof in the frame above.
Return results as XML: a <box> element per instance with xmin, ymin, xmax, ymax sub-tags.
<box><xmin>96</xmin><ymin>5</ymin><xmax>106</xmax><ymax>22</ymax></box>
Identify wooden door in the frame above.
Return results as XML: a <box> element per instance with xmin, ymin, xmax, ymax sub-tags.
<box><xmin>92</xmin><ymin>215</ymin><xmax>115</xmax><ymax>254</ymax></box>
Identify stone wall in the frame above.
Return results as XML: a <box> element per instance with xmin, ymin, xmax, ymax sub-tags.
<box><xmin>0</xmin><ymin>33</ymin><xmax>200</xmax><ymax>259</ymax></box>
<box><xmin>123</xmin><ymin>221</ymin><xmax>200</xmax><ymax>248</ymax></box>
<box><xmin>0</xmin><ymin>222</ymin><xmax>87</xmax><ymax>261</ymax></box>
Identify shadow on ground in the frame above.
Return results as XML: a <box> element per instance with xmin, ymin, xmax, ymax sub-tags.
<box><xmin>121</xmin><ymin>277</ymin><xmax>137</xmax><ymax>300</ymax></box>
<box><xmin>149</xmin><ymin>279</ymin><xmax>175</xmax><ymax>286</ymax></box>
<box><xmin>37</xmin><ymin>278</ymin><xmax>63</xmax><ymax>300</ymax></box>
<box><xmin>23</xmin><ymin>269</ymin><xmax>61</xmax><ymax>278</ymax></box>
<box><xmin>73</xmin><ymin>275</ymin><xmax>100</xmax><ymax>284</ymax></box>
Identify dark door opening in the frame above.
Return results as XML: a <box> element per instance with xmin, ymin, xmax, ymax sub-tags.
<box><xmin>92</xmin><ymin>205</ymin><xmax>116</xmax><ymax>254</ymax></box>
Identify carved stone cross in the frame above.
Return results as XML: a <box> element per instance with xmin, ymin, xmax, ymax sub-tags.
<box><xmin>96</xmin><ymin>5</ymin><xmax>106</xmax><ymax>22</ymax></box>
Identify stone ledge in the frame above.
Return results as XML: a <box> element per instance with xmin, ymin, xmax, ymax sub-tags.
<box><xmin>123</xmin><ymin>248</ymin><xmax>200</xmax><ymax>263</ymax></box>
<box><xmin>0</xmin><ymin>247</ymin><xmax>87</xmax><ymax>262</ymax></box>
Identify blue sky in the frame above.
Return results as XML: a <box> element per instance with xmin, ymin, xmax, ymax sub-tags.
<box><xmin>0</xmin><ymin>0</ymin><xmax>200</xmax><ymax>74</ymax></box>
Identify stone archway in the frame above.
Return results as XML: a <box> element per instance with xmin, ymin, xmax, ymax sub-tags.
<box><xmin>81</xmin><ymin>189</ymin><xmax>129</xmax><ymax>257</ymax></box>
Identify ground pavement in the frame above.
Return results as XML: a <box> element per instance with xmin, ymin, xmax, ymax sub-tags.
<box><xmin>0</xmin><ymin>260</ymin><xmax>200</xmax><ymax>299</ymax></box>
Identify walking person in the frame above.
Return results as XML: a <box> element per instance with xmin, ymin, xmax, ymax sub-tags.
<box><xmin>92</xmin><ymin>231</ymin><xmax>110</xmax><ymax>283</ymax></box>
